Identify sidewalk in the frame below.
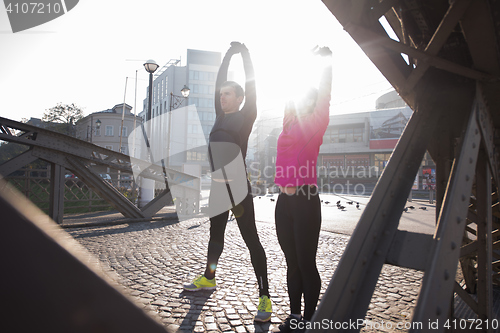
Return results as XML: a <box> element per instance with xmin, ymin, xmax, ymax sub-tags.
<box><xmin>65</xmin><ymin>213</ymin><xmax>426</xmax><ymax>332</ymax></box>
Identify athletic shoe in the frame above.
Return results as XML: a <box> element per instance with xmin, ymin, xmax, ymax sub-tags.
<box><xmin>254</xmin><ymin>295</ymin><xmax>272</xmax><ymax>322</ymax></box>
<box><xmin>183</xmin><ymin>275</ymin><xmax>216</xmax><ymax>291</ymax></box>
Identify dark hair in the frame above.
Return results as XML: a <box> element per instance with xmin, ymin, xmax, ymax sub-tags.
<box><xmin>221</xmin><ymin>81</ymin><xmax>244</xmax><ymax>97</ymax></box>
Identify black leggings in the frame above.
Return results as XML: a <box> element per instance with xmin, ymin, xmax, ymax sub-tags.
<box><xmin>275</xmin><ymin>186</ymin><xmax>321</xmax><ymax>320</ymax></box>
<box><xmin>205</xmin><ymin>182</ymin><xmax>269</xmax><ymax>296</ymax></box>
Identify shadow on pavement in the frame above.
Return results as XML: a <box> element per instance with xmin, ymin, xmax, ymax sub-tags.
<box><xmin>178</xmin><ymin>289</ymin><xmax>215</xmax><ymax>331</ymax></box>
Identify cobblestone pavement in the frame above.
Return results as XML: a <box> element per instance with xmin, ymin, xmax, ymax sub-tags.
<box><xmin>67</xmin><ymin>217</ymin><xmax>423</xmax><ymax>332</ymax></box>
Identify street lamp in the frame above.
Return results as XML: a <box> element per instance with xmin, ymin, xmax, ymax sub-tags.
<box><xmin>87</xmin><ymin>117</ymin><xmax>101</xmax><ymax>142</ymax></box>
<box><xmin>169</xmin><ymin>85</ymin><xmax>190</xmax><ymax>110</ymax></box>
<box><xmin>167</xmin><ymin>85</ymin><xmax>190</xmax><ymax>167</ymax></box>
<box><xmin>181</xmin><ymin>84</ymin><xmax>190</xmax><ymax>98</ymax></box>
<box><xmin>139</xmin><ymin>59</ymin><xmax>159</xmax><ymax>209</ymax></box>
<box><xmin>143</xmin><ymin>59</ymin><xmax>159</xmax><ymax>123</ymax></box>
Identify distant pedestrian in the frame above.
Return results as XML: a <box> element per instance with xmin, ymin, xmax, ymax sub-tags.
<box><xmin>273</xmin><ymin>46</ymin><xmax>332</xmax><ymax>332</ymax></box>
<box><xmin>183</xmin><ymin>42</ymin><xmax>272</xmax><ymax>323</ymax></box>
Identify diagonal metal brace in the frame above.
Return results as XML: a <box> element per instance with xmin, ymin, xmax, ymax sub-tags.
<box><xmin>410</xmin><ymin>101</ymin><xmax>481</xmax><ymax>330</ymax></box>
<box><xmin>311</xmin><ymin>99</ymin><xmax>440</xmax><ymax>330</ymax></box>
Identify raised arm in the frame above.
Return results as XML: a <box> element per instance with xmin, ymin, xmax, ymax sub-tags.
<box><xmin>306</xmin><ymin>47</ymin><xmax>332</xmax><ymax>133</ymax></box>
<box><xmin>315</xmin><ymin>47</ymin><xmax>332</xmax><ymax>105</ymax></box>
<box><xmin>214</xmin><ymin>45</ymin><xmax>237</xmax><ymax>117</ymax></box>
<box><xmin>240</xmin><ymin>45</ymin><xmax>257</xmax><ymax>116</ymax></box>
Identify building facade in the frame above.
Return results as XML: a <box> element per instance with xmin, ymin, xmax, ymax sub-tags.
<box><xmin>139</xmin><ymin>49</ymin><xmax>221</xmax><ymax>174</ymax></box>
<box><xmin>253</xmin><ymin>90</ymin><xmax>435</xmax><ymax>190</ymax></box>
<box><xmin>76</xmin><ymin>103</ymin><xmax>142</xmax><ymax>156</ymax></box>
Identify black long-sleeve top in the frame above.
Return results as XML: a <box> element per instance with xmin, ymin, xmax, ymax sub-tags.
<box><xmin>208</xmin><ymin>47</ymin><xmax>257</xmax><ymax>172</ymax></box>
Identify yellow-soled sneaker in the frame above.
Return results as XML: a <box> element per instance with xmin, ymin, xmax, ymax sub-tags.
<box><xmin>254</xmin><ymin>295</ymin><xmax>272</xmax><ymax>322</ymax></box>
<box><xmin>183</xmin><ymin>275</ymin><xmax>216</xmax><ymax>291</ymax></box>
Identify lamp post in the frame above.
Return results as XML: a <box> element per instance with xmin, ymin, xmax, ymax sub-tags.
<box><xmin>144</xmin><ymin>59</ymin><xmax>159</xmax><ymax>125</ymax></box>
<box><xmin>138</xmin><ymin>59</ymin><xmax>159</xmax><ymax>208</ymax></box>
<box><xmin>87</xmin><ymin>116</ymin><xmax>101</xmax><ymax>142</ymax></box>
<box><xmin>166</xmin><ymin>84</ymin><xmax>190</xmax><ymax>167</ymax></box>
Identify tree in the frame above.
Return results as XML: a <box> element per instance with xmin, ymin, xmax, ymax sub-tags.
<box><xmin>42</xmin><ymin>103</ymin><xmax>84</xmax><ymax>136</ymax></box>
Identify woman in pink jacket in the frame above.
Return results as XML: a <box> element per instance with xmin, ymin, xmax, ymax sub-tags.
<box><xmin>274</xmin><ymin>46</ymin><xmax>332</xmax><ymax>332</ymax></box>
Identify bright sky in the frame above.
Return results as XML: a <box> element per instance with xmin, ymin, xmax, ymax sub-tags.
<box><xmin>0</xmin><ymin>0</ymin><xmax>394</xmax><ymax>123</ymax></box>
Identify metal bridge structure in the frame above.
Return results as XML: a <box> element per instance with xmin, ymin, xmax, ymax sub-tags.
<box><xmin>0</xmin><ymin>116</ymin><xmax>201</xmax><ymax>223</ymax></box>
<box><xmin>2</xmin><ymin>0</ymin><xmax>500</xmax><ymax>331</ymax></box>
<box><xmin>312</xmin><ymin>0</ymin><xmax>500</xmax><ymax>331</ymax></box>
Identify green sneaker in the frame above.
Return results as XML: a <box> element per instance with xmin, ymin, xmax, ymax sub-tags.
<box><xmin>183</xmin><ymin>275</ymin><xmax>216</xmax><ymax>291</ymax></box>
<box><xmin>254</xmin><ymin>295</ymin><xmax>272</xmax><ymax>322</ymax></box>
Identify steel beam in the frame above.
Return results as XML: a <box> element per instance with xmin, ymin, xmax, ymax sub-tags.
<box><xmin>0</xmin><ymin>179</ymin><xmax>169</xmax><ymax>332</ymax></box>
<box><xmin>321</xmin><ymin>0</ymin><xmax>415</xmax><ymax>107</ymax></box>
<box><xmin>141</xmin><ymin>189</ymin><xmax>172</xmax><ymax>217</ymax></box>
<box><xmin>65</xmin><ymin>156</ymin><xmax>145</xmax><ymax>219</ymax></box>
<box><xmin>385</xmin><ymin>231</ymin><xmax>434</xmax><ymax>271</ymax></box>
<box><xmin>411</xmin><ymin>98</ymin><xmax>481</xmax><ymax>331</ymax></box>
<box><xmin>475</xmin><ymin>150</ymin><xmax>493</xmax><ymax>327</ymax></box>
<box><xmin>311</xmin><ymin>81</ymin><xmax>441</xmax><ymax>330</ymax></box>
<box><xmin>0</xmin><ymin>148</ymin><xmax>38</xmax><ymax>177</ymax></box>
<box><xmin>403</xmin><ymin>0</ymin><xmax>474</xmax><ymax>92</ymax></box>
<box><xmin>49</xmin><ymin>163</ymin><xmax>65</xmax><ymax>224</ymax></box>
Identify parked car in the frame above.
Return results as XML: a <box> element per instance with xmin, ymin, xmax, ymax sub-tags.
<box><xmin>99</xmin><ymin>173</ymin><xmax>112</xmax><ymax>182</ymax></box>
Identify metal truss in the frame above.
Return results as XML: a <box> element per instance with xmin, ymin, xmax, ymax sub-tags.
<box><xmin>0</xmin><ymin>117</ymin><xmax>200</xmax><ymax>223</ymax></box>
<box><xmin>314</xmin><ymin>0</ymin><xmax>500</xmax><ymax>331</ymax></box>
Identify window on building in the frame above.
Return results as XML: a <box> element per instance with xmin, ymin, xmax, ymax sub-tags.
<box><xmin>374</xmin><ymin>153</ymin><xmax>392</xmax><ymax>170</ymax></box>
<box><xmin>120</xmin><ymin>146</ymin><xmax>127</xmax><ymax>154</ymax></box>
<box><xmin>326</xmin><ymin>126</ymin><xmax>364</xmax><ymax>143</ymax></box>
<box><xmin>105</xmin><ymin>145</ymin><xmax>113</xmax><ymax>150</ymax></box>
<box><xmin>329</xmin><ymin>128</ymin><xmax>339</xmax><ymax>143</ymax></box>
<box><xmin>354</xmin><ymin>127</ymin><xmax>364</xmax><ymax>142</ymax></box>
<box><xmin>105</xmin><ymin>125</ymin><xmax>113</xmax><ymax>136</ymax></box>
<box><xmin>121</xmin><ymin>126</ymin><xmax>128</xmax><ymax>138</ymax></box>
<box><xmin>95</xmin><ymin>127</ymin><xmax>101</xmax><ymax>136</ymax></box>
<box><xmin>186</xmin><ymin>151</ymin><xmax>207</xmax><ymax>161</ymax></box>
<box><xmin>190</xmin><ymin>70</ymin><xmax>216</xmax><ymax>82</ymax></box>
